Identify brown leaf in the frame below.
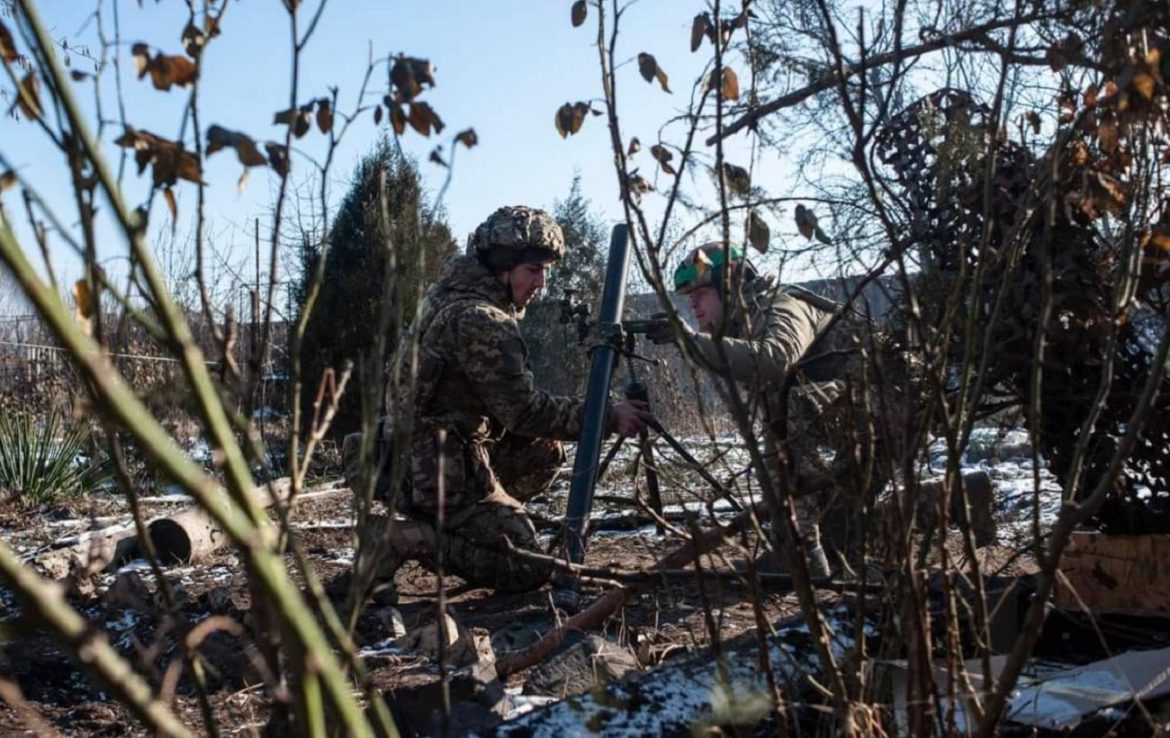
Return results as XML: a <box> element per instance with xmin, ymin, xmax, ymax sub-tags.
<box><xmin>206</xmin><ymin>125</ymin><xmax>267</xmax><ymax>167</ymax></box>
<box><xmin>555</xmin><ymin>102</ymin><xmax>588</xmax><ymax>138</ymax></box>
<box><xmin>1083</xmin><ymin>84</ymin><xmax>1099</xmax><ymax>109</ymax></box>
<box><xmin>721</xmin><ymin>162</ymin><xmax>750</xmax><ymax>195</ymax></box>
<box><xmin>429</xmin><ymin>147</ymin><xmax>447</xmax><ymax>167</ymax></box>
<box><xmin>70</xmin><ymin>70</ymin><xmax>91</xmax><ymax>82</ymax></box>
<box><xmin>182</xmin><ymin>21</ymin><xmax>206</xmax><ymax>57</ymax></box>
<box><xmin>571</xmin><ymin>0</ymin><xmax>587</xmax><ymax>27</ymax></box>
<box><xmin>131</xmin><ymin>42</ymin><xmax>151</xmax><ymax>78</ymax></box>
<box><xmin>73</xmin><ymin>279</ymin><xmax>97</xmax><ymax>321</ymax></box>
<box><xmin>265</xmin><ymin>142</ymin><xmax>290</xmax><ymax>176</ymax></box>
<box><xmin>0</xmin><ymin>19</ymin><xmax>18</xmax><ymax>62</ymax></box>
<box><xmin>273</xmin><ymin>105</ymin><xmax>313</xmax><ymax>138</ymax></box>
<box><xmin>389</xmin><ymin>104</ymin><xmax>407</xmax><ymax>135</ymax></box>
<box><xmin>690</xmin><ymin>13</ymin><xmax>709</xmax><ymax>52</ymax></box>
<box><xmin>0</xmin><ymin>170</ymin><xmax>16</xmax><ymax>192</ymax></box>
<box><xmin>627</xmin><ymin>137</ymin><xmax>641</xmax><ymax>155</ymax></box>
<box><xmin>408</xmin><ymin>101</ymin><xmax>443</xmax><ymax>136</ymax></box>
<box><xmin>720</xmin><ymin>67</ymin><xmax>740</xmax><ymax>100</ymax></box>
<box><xmin>627</xmin><ymin>173</ymin><xmax>654</xmax><ymax>200</ymax></box>
<box><xmin>114</xmin><ymin>126</ymin><xmax>203</xmax><ymax>187</ymax></box>
<box><xmin>1098</xmin><ymin>120</ymin><xmax>1119</xmax><ymax>155</ymax></box>
<box><xmin>747</xmin><ymin>210</ymin><xmax>769</xmax><ymax>253</ymax></box>
<box><xmin>374</xmin><ymin>105</ymin><xmax>383</xmax><ymax>125</ymax></box>
<box><xmin>390</xmin><ymin>56</ymin><xmax>436</xmax><ymax>102</ymax></box>
<box><xmin>794</xmin><ymin>203</ymin><xmax>816</xmax><ymax>240</ymax></box>
<box><xmin>15</xmin><ymin>73</ymin><xmax>42</xmax><ymax>120</ymax></box>
<box><xmin>650</xmin><ymin>144</ymin><xmax>676</xmax><ymax>175</ymax></box>
<box><xmin>1131</xmin><ymin>71</ymin><xmax>1157</xmax><ymax>101</ymax></box>
<box><xmin>637</xmin><ymin>52</ymin><xmax>671</xmax><ymax>93</ymax></box>
<box><xmin>163</xmin><ymin>187</ymin><xmax>178</xmax><ymax>231</ymax></box>
<box><xmin>1024</xmin><ymin>110</ymin><xmax>1041</xmax><ymax>134</ymax></box>
<box><xmin>455</xmin><ymin>128</ymin><xmax>478</xmax><ymax>148</ymax></box>
<box><xmin>316</xmin><ymin>98</ymin><xmax>333</xmax><ymax>134</ymax></box>
<box><xmin>146</xmin><ymin>53</ymin><xmax>197</xmax><ymax>91</ymax></box>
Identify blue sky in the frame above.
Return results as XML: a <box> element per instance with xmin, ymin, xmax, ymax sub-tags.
<box><xmin>2</xmin><ymin>0</ymin><xmax>807</xmax><ymax>308</ymax></box>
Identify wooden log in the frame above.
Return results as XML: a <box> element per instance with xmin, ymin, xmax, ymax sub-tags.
<box><xmin>33</xmin><ymin>478</ymin><xmax>296</xmax><ymax>577</ymax></box>
<box><xmin>147</xmin><ymin>477</ymin><xmax>293</xmax><ymax>564</ymax></box>
<box><xmin>1054</xmin><ymin>531</ymin><xmax>1170</xmax><ymax>616</ymax></box>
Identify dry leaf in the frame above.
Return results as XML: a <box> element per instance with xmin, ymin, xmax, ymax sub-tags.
<box><xmin>182</xmin><ymin>21</ymin><xmax>206</xmax><ymax>57</ymax></box>
<box><xmin>374</xmin><ymin>105</ymin><xmax>383</xmax><ymax>125</ymax></box>
<box><xmin>316</xmin><ymin>98</ymin><xmax>333</xmax><ymax>134</ymax></box>
<box><xmin>206</xmin><ymin>125</ymin><xmax>268</xmax><ymax>167</ymax></box>
<box><xmin>131</xmin><ymin>44</ymin><xmax>197</xmax><ymax>91</ymax></box>
<box><xmin>390</xmin><ymin>56</ymin><xmax>436</xmax><ymax>102</ymax></box>
<box><xmin>265</xmin><ymin>142</ymin><xmax>290</xmax><ymax>176</ymax></box>
<box><xmin>273</xmin><ymin>105</ymin><xmax>314</xmax><ymax>138</ymax></box>
<box><xmin>131</xmin><ymin>42</ymin><xmax>151</xmax><ymax>77</ymax></box>
<box><xmin>721</xmin><ymin>162</ymin><xmax>750</xmax><ymax>195</ymax></box>
<box><xmin>747</xmin><ymin>210</ymin><xmax>769</xmax><ymax>253</ymax></box>
<box><xmin>690</xmin><ymin>14</ymin><xmax>709</xmax><ymax>52</ymax></box>
<box><xmin>163</xmin><ymin>187</ymin><xmax>178</xmax><ymax>232</ymax></box>
<box><xmin>1098</xmin><ymin>120</ymin><xmax>1119</xmax><ymax>155</ymax></box>
<box><xmin>555</xmin><ymin>102</ymin><xmax>588</xmax><ymax>138</ymax></box>
<box><xmin>408</xmin><ymin>101</ymin><xmax>443</xmax><ymax>136</ymax></box>
<box><xmin>720</xmin><ymin>67</ymin><xmax>740</xmax><ymax>100</ymax></box>
<box><xmin>73</xmin><ymin>278</ymin><xmax>97</xmax><ymax>320</ymax></box>
<box><xmin>1132</xmin><ymin>71</ymin><xmax>1157</xmax><ymax>101</ymax></box>
<box><xmin>429</xmin><ymin>147</ymin><xmax>447</xmax><ymax>167</ymax></box>
<box><xmin>115</xmin><ymin>127</ymin><xmax>203</xmax><ymax>187</ymax></box>
<box><xmin>627</xmin><ymin>137</ymin><xmax>641</xmax><ymax>155</ymax></box>
<box><xmin>0</xmin><ymin>19</ymin><xmax>18</xmax><ymax>61</ymax></box>
<box><xmin>795</xmin><ymin>203</ymin><xmax>816</xmax><ymax>239</ymax></box>
<box><xmin>455</xmin><ymin>128</ymin><xmax>478</xmax><ymax>148</ymax></box>
<box><xmin>15</xmin><ymin>73</ymin><xmax>41</xmax><ymax>120</ymax></box>
<box><xmin>627</xmin><ymin>173</ymin><xmax>654</xmax><ymax>200</ymax></box>
<box><xmin>571</xmin><ymin>0</ymin><xmax>587</xmax><ymax>27</ymax></box>
<box><xmin>389</xmin><ymin>104</ymin><xmax>407</xmax><ymax>135</ymax></box>
<box><xmin>0</xmin><ymin>170</ymin><xmax>17</xmax><ymax>192</ymax></box>
<box><xmin>637</xmin><ymin>52</ymin><xmax>671</xmax><ymax>93</ymax></box>
<box><xmin>650</xmin><ymin>144</ymin><xmax>676</xmax><ymax>175</ymax></box>
<box><xmin>1083</xmin><ymin>84</ymin><xmax>1099</xmax><ymax>109</ymax></box>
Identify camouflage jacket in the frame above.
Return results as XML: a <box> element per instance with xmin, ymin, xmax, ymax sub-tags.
<box><xmin>394</xmin><ymin>253</ymin><xmax>589</xmax><ymax>444</ymax></box>
<box><xmin>689</xmin><ymin>275</ymin><xmax>853</xmax><ymax>391</ymax></box>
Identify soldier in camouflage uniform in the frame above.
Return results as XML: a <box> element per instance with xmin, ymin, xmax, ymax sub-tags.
<box><xmin>652</xmin><ymin>243</ymin><xmax>875</xmax><ymax>578</ymax></box>
<box><xmin>349</xmin><ymin>206</ymin><xmax>651</xmax><ymax>604</ymax></box>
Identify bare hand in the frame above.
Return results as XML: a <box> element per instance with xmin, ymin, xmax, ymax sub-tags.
<box><xmin>611</xmin><ymin>399</ymin><xmax>653</xmax><ymax>437</ymax></box>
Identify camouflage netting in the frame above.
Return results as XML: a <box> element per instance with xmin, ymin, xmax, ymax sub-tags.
<box><xmin>876</xmin><ymin>87</ymin><xmax>1170</xmax><ymax>533</ymax></box>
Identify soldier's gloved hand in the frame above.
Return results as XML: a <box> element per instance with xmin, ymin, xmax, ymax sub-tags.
<box><xmin>610</xmin><ymin>399</ymin><xmax>653</xmax><ymax>437</ymax></box>
<box><xmin>646</xmin><ymin>312</ymin><xmax>684</xmax><ymax>345</ymax></box>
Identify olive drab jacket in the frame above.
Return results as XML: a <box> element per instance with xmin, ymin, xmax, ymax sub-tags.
<box><xmin>688</xmin><ymin>274</ymin><xmax>853</xmax><ymax>388</ymax></box>
<box><xmin>390</xmin><ymin>253</ymin><xmax>589</xmax><ymax>513</ymax></box>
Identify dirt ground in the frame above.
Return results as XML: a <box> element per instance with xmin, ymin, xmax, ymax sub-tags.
<box><xmin>0</xmin><ymin>434</ymin><xmax>1109</xmax><ymax>737</ymax></box>
<box><xmin>0</xmin><ymin>467</ymin><xmax>839</xmax><ymax>737</ymax></box>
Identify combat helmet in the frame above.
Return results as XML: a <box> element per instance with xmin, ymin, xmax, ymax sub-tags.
<box><xmin>673</xmin><ymin>242</ymin><xmax>757</xmax><ymax>294</ymax></box>
<box><xmin>470</xmin><ymin>205</ymin><xmax>566</xmax><ymax>271</ymax></box>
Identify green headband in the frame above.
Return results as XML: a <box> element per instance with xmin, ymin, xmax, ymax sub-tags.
<box><xmin>673</xmin><ymin>246</ymin><xmax>744</xmax><ymax>290</ymax></box>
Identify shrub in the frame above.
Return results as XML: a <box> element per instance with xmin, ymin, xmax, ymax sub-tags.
<box><xmin>0</xmin><ymin>412</ymin><xmax>109</xmax><ymax>504</ymax></box>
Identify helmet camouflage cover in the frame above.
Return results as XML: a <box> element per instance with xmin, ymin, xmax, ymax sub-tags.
<box><xmin>471</xmin><ymin>205</ymin><xmax>566</xmax><ymax>268</ymax></box>
<box><xmin>673</xmin><ymin>242</ymin><xmax>747</xmax><ymax>293</ymax></box>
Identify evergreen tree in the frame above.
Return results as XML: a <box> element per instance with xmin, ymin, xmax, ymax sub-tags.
<box><xmin>546</xmin><ymin>173</ymin><xmax>607</xmax><ymax>302</ymax></box>
<box><xmin>294</xmin><ymin>138</ymin><xmax>455</xmax><ymax>438</ymax></box>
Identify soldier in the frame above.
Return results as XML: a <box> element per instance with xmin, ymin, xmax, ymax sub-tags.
<box><xmin>348</xmin><ymin>205</ymin><xmax>651</xmax><ymax>605</ymax></box>
<box><xmin>650</xmin><ymin>243</ymin><xmax>875</xmax><ymax>579</ymax></box>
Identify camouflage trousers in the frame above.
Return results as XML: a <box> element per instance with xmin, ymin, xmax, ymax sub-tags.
<box><xmin>765</xmin><ymin>375</ymin><xmax>888</xmax><ymax>556</ymax></box>
<box><xmin>345</xmin><ymin>429</ymin><xmax>565</xmax><ymax>592</ymax></box>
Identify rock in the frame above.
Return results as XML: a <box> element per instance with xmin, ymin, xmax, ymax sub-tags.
<box><xmin>387</xmin><ymin>660</ymin><xmax>508</xmax><ymax>737</ymax></box>
<box><xmin>393</xmin><ymin>613</ymin><xmax>485</xmax><ymax>667</ymax></box>
<box><xmin>522</xmin><ymin>633</ymin><xmax>639</xmax><ymax>698</ymax></box>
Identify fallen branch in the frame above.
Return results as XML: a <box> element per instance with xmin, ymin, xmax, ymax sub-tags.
<box><xmin>496</xmin><ymin>500</ymin><xmax>769</xmax><ymax>678</ymax></box>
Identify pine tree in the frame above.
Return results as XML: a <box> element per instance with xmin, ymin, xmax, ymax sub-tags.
<box><xmin>546</xmin><ymin>173</ymin><xmax>606</xmax><ymax>302</ymax></box>
<box><xmin>294</xmin><ymin>138</ymin><xmax>455</xmax><ymax>438</ymax></box>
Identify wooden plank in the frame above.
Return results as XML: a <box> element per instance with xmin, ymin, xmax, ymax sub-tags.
<box><xmin>1055</xmin><ymin>531</ymin><xmax>1170</xmax><ymax>615</ymax></box>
